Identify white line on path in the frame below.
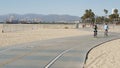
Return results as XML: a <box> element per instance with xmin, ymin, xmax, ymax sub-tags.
<box><xmin>44</xmin><ymin>47</ymin><xmax>74</xmax><ymax>68</ymax></box>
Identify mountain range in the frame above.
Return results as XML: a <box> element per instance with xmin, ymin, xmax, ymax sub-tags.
<box><xmin>0</xmin><ymin>14</ymin><xmax>80</xmax><ymax>23</ymax></box>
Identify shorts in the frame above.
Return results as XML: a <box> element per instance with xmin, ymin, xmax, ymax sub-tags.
<box><xmin>94</xmin><ymin>31</ymin><xmax>97</xmax><ymax>32</ymax></box>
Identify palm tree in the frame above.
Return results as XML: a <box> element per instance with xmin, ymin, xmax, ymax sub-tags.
<box><xmin>81</xmin><ymin>9</ymin><xmax>95</xmax><ymax>23</ymax></box>
<box><xmin>103</xmin><ymin>9</ymin><xmax>109</xmax><ymax>22</ymax></box>
<box><xmin>114</xmin><ymin>9</ymin><xmax>118</xmax><ymax>14</ymax></box>
<box><xmin>113</xmin><ymin>9</ymin><xmax>119</xmax><ymax>22</ymax></box>
<box><xmin>109</xmin><ymin>9</ymin><xmax>119</xmax><ymax>23</ymax></box>
<box><xmin>104</xmin><ymin>9</ymin><xmax>108</xmax><ymax>17</ymax></box>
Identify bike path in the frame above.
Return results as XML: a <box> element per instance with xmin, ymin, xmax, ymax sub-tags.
<box><xmin>0</xmin><ymin>31</ymin><xmax>119</xmax><ymax>68</ymax></box>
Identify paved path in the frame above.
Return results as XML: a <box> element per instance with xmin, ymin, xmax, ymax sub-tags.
<box><xmin>0</xmin><ymin>31</ymin><xmax>120</xmax><ymax>68</ymax></box>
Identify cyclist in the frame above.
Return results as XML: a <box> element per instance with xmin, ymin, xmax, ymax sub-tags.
<box><xmin>93</xmin><ymin>24</ymin><xmax>98</xmax><ymax>38</ymax></box>
<box><xmin>104</xmin><ymin>23</ymin><xmax>109</xmax><ymax>36</ymax></box>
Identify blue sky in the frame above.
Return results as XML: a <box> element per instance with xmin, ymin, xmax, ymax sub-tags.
<box><xmin>0</xmin><ymin>0</ymin><xmax>119</xmax><ymax>17</ymax></box>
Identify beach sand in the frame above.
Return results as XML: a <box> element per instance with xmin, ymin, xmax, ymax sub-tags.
<box><xmin>0</xmin><ymin>28</ymin><xmax>92</xmax><ymax>47</ymax></box>
<box><xmin>84</xmin><ymin>39</ymin><xmax>120</xmax><ymax>68</ymax></box>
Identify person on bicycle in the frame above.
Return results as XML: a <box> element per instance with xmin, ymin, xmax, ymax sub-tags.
<box><xmin>104</xmin><ymin>23</ymin><xmax>109</xmax><ymax>36</ymax></box>
<box><xmin>93</xmin><ymin>24</ymin><xmax>98</xmax><ymax>37</ymax></box>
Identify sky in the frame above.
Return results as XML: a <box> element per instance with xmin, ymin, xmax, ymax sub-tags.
<box><xmin>0</xmin><ymin>0</ymin><xmax>120</xmax><ymax>17</ymax></box>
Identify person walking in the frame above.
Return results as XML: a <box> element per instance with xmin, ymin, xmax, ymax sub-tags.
<box><xmin>104</xmin><ymin>23</ymin><xmax>109</xmax><ymax>36</ymax></box>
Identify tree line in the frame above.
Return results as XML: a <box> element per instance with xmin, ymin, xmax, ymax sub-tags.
<box><xmin>81</xmin><ymin>9</ymin><xmax>120</xmax><ymax>24</ymax></box>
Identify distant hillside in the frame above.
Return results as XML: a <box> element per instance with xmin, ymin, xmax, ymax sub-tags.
<box><xmin>0</xmin><ymin>14</ymin><xmax>80</xmax><ymax>23</ymax></box>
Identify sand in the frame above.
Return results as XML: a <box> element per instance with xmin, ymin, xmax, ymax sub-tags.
<box><xmin>84</xmin><ymin>39</ymin><xmax>120</xmax><ymax>68</ymax></box>
<box><xmin>0</xmin><ymin>28</ymin><xmax>92</xmax><ymax>47</ymax></box>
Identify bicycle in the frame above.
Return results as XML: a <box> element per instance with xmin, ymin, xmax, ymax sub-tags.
<box><xmin>104</xmin><ymin>29</ymin><xmax>108</xmax><ymax>36</ymax></box>
<box><xmin>94</xmin><ymin>30</ymin><xmax>97</xmax><ymax>38</ymax></box>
